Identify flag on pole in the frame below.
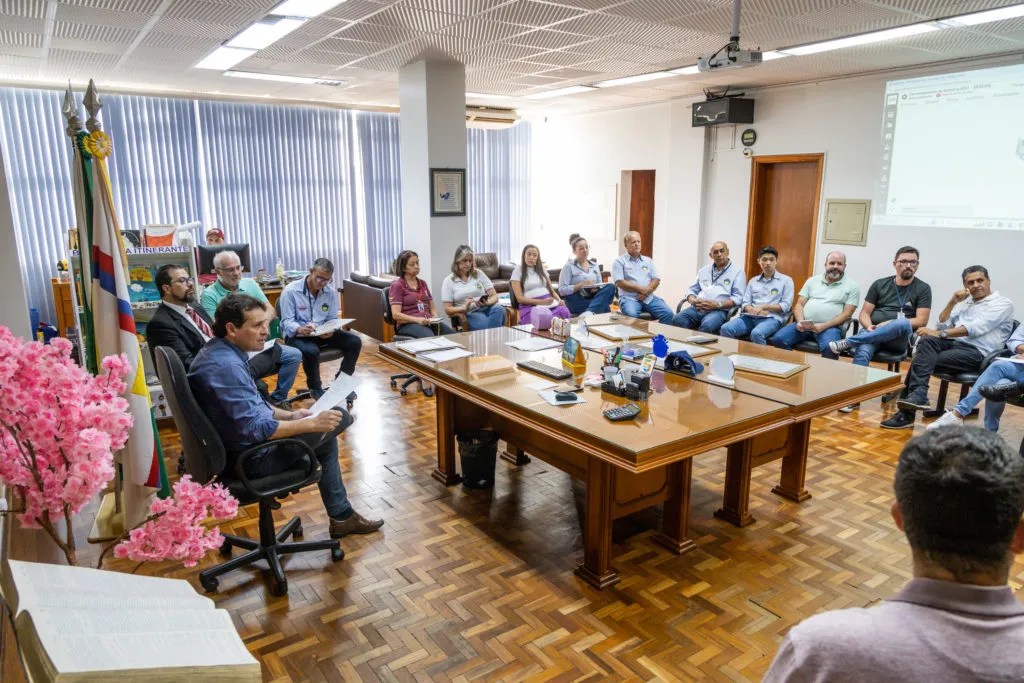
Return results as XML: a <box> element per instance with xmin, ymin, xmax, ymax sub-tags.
<box><xmin>70</xmin><ymin>81</ymin><xmax>169</xmax><ymax>510</ymax></box>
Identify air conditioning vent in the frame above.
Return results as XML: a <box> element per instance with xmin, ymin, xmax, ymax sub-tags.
<box><xmin>466</xmin><ymin>105</ymin><xmax>519</xmax><ymax>129</ymax></box>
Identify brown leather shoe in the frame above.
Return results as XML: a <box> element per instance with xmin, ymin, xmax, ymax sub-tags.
<box><xmin>329</xmin><ymin>511</ymin><xmax>384</xmax><ymax>539</ymax></box>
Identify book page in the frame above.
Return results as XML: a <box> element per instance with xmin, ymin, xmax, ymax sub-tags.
<box><xmin>27</xmin><ymin>607</ymin><xmax>235</xmax><ymax>636</ymax></box>
<box><xmin>5</xmin><ymin>560</ymin><xmax>211</xmax><ymax>615</ymax></box>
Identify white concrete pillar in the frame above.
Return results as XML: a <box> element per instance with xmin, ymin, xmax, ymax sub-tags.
<box><xmin>399</xmin><ymin>59</ymin><xmax>468</xmax><ymax>303</ymax></box>
<box><xmin>0</xmin><ymin>141</ymin><xmax>31</xmax><ymax>339</ymax></box>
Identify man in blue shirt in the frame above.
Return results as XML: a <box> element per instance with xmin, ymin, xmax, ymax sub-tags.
<box><xmin>188</xmin><ymin>293</ymin><xmax>382</xmax><ymax>539</ymax></box>
<box><xmin>611</xmin><ymin>231</ymin><xmax>674</xmax><ymax>324</ymax></box>
<box><xmin>719</xmin><ymin>246</ymin><xmax>793</xmax><ymax>345</ymax></box>
<box><xmin>673</xmin><ymin>241</ymin><xmax>746</xmax><ymax>334</ymax></box>
<box><xmin>280</xmin><ymin>258</ymin><xmax>362</xmax><ymax>400</ymax></box>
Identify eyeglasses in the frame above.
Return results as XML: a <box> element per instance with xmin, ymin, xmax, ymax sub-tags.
<box><xmin>216</xmin><ymin>265</ymin><xmax>242</xmax><ymax>273</ymax></box>
<box><xmin>312</xmin><ymin>274</ymin><xmax>332</xmax><ymax>284</ymax></box>
<box><xmin>172</xmin><ymin>276</ymin><xmax>194</xmax><ymax>285</ymax></box>
<box><xmin>896</xmin><ymin>259</ymin><xmax>919</xmax><ymax>266</ymax></box>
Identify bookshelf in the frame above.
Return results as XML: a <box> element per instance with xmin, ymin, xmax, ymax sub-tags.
<box><xmin>68</xmin><ymin>246</ymin><xmax>198</xmax><ymax>420</ymax></box>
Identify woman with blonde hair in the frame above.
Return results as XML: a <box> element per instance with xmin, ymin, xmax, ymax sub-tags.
<box><xmin>440</xmin><ymin>245</ymin><xmax>506</xmax><ymax>330</ymax></box>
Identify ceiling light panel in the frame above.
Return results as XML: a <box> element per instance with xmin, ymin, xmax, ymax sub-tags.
<box><xmin>524</xmin><ymin>84</ymin><xmax>597</xmax><ymax>99</ymax></box>
<box><xmin>594</xmin><ymin>71</ymin><xmax>677</xmax><ymax>87</ymax></box>
<box><xmin>225</xmin><ymin>70</ymin><xmax>343</xmax><ymax>85</ymax></box>
<box><xmin>270</xmin><ymin>0</ymin><xmax>348</xmax><ymax>19</ymax></box>
<box><xmin>942</xmin><ymin>4</ymin><xmax>1024</xmax><ymax>26</ymax></box>
<box><xmin>195</xmin><ymin>46</ymin><xmax>256</xmax><ymax>70</ymax></box>
<box><xmin>785</xmin><ymin>23</ymin><xmax>939</xmax><ymax>55</ymax></box>
<box><xmin>227</xmin><ymin>17</ymin><xmax>306</xmax><ymax>50</ymax></box>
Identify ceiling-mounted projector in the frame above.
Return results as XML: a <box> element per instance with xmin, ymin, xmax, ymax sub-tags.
<box><xmin>695</xmin><ymin>0</ymin><xmax>762</xmax><ymax>72</ymax></box>
<box><xmin>698</xmin><ymin>47</ymin><xmax>762</xmax><ymax>72</ymax></box>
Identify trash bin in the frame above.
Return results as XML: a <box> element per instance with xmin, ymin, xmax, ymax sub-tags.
<box><xmin>457</xmin><ymin>429</ymin><xmax>499</xmax><ymax>489</ymax></box>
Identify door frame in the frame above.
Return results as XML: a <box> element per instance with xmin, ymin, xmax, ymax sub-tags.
<box><xmin>744</xmin><ymin>153</ymin><xmax>825</xmax><ymax>284</ymax></box>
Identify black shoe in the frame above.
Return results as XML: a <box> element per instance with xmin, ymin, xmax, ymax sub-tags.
<box><xmin>272</xmin><ymin>398</ymin><xmax>293</xmax><ymax>411</ymax></box>
<box><xmin>881</xmin><ymin>390</ymin><xmax>901</xmax><ymax>404</ymax></box>
<box><xmin>979</xmin><ymin>381</ymin><xmax>1024</xmax><ymax>402</ymax></box>
<box><xmin>881</xmin><ymin>411</ymin><xmax>915</xmax><ymax>430</ymax></box>
<box><xmin>309</xmin><ymin>386</ymin><xmax>325</xmax><ymax>400</ymax></box>
<box><xmin>897</xmin><ymin>390</ymin><xmax>930</xmax><ymax>412</ymax></box>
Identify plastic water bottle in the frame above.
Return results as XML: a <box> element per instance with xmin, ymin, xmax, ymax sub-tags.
<box><xmin>275</xmin><ymin>256</ymin><xmax>284</xmax><ymax>281</ymax></box>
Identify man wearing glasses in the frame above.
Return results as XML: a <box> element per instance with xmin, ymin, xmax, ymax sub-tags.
<box><xmin>280</xmin><ymin>258</ymin><xmax>361</xmax><ymax>401</ymax></box>
<box><xmin>147</xmin><ymin>264</ymin><xmax>301</xmax><ymax>407</ymax></box>
<box><xmin>828</xmin><ymin>246</ymin><xmax>932</xmax><ymax>413</ymax></box>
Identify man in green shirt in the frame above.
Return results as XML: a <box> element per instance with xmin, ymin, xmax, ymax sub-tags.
<box><xmin>771</xmin><ymin>251</ymin><xmax>859</xmax><ymax>359</ymax></box>
<box><xmin>199</xmin><ymin>250</ymin><xmax>302</xmax><ymax>405</ymax></box>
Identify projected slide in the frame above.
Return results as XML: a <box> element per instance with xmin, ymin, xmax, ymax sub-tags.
<box><xmin>875</xmin><ymin>62</ymin><xmax>1024</xmax><ymax>230</ymax></box>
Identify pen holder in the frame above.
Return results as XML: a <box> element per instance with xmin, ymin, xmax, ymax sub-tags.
<box><xmin>601</xmin><ymin>380</ymin><xmax>628</xmax><ymax>397</ymax></box>
<box><xmin>625</xmin><ymin>374</ymin><xmax>651</xmax><ymax>401</ymax></box>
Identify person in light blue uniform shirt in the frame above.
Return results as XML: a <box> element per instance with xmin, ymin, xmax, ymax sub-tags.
<box><xmin>720</xmin><ymin>246</ymin><xmax>793</xmax><ymax>345</ymax></box>
<box><xmin>611</xmin><ymin>231</ymin><xmax>674</xmax><ymax>324</ymax></box>
<box><xmin>673</xmin><ymin>241</ymin><xmax>746</xmax><ymax>333</ymax></box>
<box><xmin>558</xmin><ymin>234</ymin><xmax>615</xmax><ymax>315</ymax></box>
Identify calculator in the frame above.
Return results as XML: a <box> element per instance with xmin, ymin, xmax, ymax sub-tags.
<box><xmin>603</xmin><ymin>403</ymin><xmax>642</xmax><ymax>421</ymax></box>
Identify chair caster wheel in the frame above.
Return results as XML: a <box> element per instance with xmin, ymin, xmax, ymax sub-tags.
<box><xmin>400</xmin><ymin>388</ymin><xmax>407</xmax><ymax>396</ymax></box>
<box><xmin>423</xmin><ymin>387</ymin><xmax>434</xmax><ymax>397</ymax></box>
<box><xmin>346</xmin><ymin>400</ymin><xmax>354</xmax><ymax>410</ymax></box>
<box><xmin>177</xmin><ymin>464</ymin><xmax>186</xmax><ymax>475</ymax></box>
<box><xmin>390</xmin><ymin>380</ymin><xmax>397</xmax><ymax>389</ymax></box>
<box><xmin>219</xmin><ymin>541</ymin><xmax>232</xmax><ymax>557</ymax></box>
<box><xmin>270</xmin><ymin>578</ymin><xmax>287</xmax><ymax>597</ymax></box>
<box><xmin>200</xmin><ymin>575</ymin><xmax>219</xmax><ymax>593</ymax></box>
<box><xmin>331</xmin><ymin>546</ymin><xmax>345</xmax><ymax>562</ymax></box>
<box><xmin>292</xmin><ymin>525</ymin><xmax>302</xmax><ymax>539</ymax></box>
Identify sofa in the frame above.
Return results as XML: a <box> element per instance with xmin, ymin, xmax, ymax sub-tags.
<box><xmin>341</xmin><ymin>272</ymin><xmax>394</xmax><ymax>342</ymax></box>
<box><xmin>474</xmin><ymin>252</ymin><xmax>515</xmax><ymax>293</ymax></box>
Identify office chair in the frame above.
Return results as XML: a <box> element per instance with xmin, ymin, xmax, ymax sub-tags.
<box><xmin>923</xmin><ymin>320</ymin><xmax>1020</xmax><ymax>419</ymax></box>
<box><xmin>383</xmin><ymin>289</ymin><xmax>433</xmax><ymax>397</ymax></box>
<box><xmin>154</xmin><ymin>346</ymin><xmax>343</xmax><ymax>597</ymax></box>
<box><xmin>793</xmin><ymin>318</ymin><xmax>854</xmax><ymax>354</ymax></box>
<box><xmin>274</xmin><ymin>297</ymin><xmax>352</xmax><ymax>409</ymax></box>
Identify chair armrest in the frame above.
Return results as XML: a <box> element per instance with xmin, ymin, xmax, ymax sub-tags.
<box><xmin>451</xmin><ymin>312</ymin><xmax>468</xmax><ymax>331</ymax></box>
<box><xmin>498</xmin><ymin>264</ymin><xmax>515</xmax><ymax>279</ymax></box>
<box><xmin>980</xmin><ymin>349</ymin><xmax>1011</xmax><ymax>372</ymax></box>
<box><xmin>233</xmin><ymin>437</ymin><xmax>318</xmax><ymax>498</ymax></box>
<box><xmin>851</xmin><ymin>320</ymin><xmax>860</xmax><ymax>334</ymax></box>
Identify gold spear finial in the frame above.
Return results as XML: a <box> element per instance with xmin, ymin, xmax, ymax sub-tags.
<box><xmin>61</xmin><ymin>82</ymin><xmax>82</xmax><ymax>138</ymax></box>
<box><xmin>83</xmin><ymin>79</ymin><xmax>102</xmax><ymax>133</ymax></box>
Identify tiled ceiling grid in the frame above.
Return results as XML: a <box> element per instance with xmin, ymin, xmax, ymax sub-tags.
<box><xmin>0</xmin><ymin>0</ymin><xmax>1022</xmax><ymax>114</ymax></box>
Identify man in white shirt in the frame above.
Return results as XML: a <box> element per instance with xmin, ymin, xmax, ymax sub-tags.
<box><xmin>883</xmin><ymin>265</ymin><xmax>1014</xmax><ymax>430</ymax></box>
<box><xmin>764</xmin><ymin>427</ymin><xmax>1024</xmax><ymax>682</ymax></box>
<box><xmin>146</xmin><ymin>265</ymin><xmax>300</xmax><ymax>406</ymax></box>
<box><xmin>673</xmin><ymin>241</ymin><xmax>746</xmax><ymax>333</ymax></box>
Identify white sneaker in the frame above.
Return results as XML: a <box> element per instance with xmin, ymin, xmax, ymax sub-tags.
<box><xmin>927</xmin><ymin>410</ymin><xmax>964</xmax><ymax>430</ymax></box>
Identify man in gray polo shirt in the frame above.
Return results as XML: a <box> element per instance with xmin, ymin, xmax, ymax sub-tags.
<box><xmin>765</xmin><ymin>427</ymin><xmax>1024</xmax><ymax>682</ymax></box>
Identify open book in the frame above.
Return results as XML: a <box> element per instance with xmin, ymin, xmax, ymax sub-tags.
<box><xmin>2</xmin><ymin>560</ymin><xmax>260</xmax><ymax>682</ymax></box>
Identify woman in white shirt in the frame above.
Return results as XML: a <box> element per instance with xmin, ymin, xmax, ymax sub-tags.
<box><xmin>440</xmin><ymin>245</ymin><xmax>507</xmax><ymax>330</ymax></box>
<box><xmin>510</xmin><ymin>244</ymin><xmax>571</xmax><ymax>326</ymax></box>
<box><xmin>558</xmin><ymin>233</ymin><xmax>615</xmax><ymax>315</ymax></box>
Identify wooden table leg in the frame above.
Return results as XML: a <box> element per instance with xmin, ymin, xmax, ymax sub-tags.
<box><xmin>575</xmin><ymin>458</ymin><xmax>620</xmax><ymax>589</ymax></box>
<box><xmin>653</xmin><ymin>459</ymin><xmax>697</xmax><ymax>554</ymax></box>
<box><xmin>772</xmin><ymin>420</ymin><xmax>812</xmax><ymax>502</ymax></box>
<box><xmin>500</xmin><ymin>445</ymin><xmax>530</xmax><ymax>466</ymax></box>
<box><xmin>715</xmin><ymin>439</ymin><xmax>755</xmax><ymax>527</ymax></box>
<box><xmin>431</xmin><ymin>388</ymin><xmax>462</xmax><ymax>486</ymax></box>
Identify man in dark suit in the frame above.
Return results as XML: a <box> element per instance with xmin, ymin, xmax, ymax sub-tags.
<box><xmin>146</xmin><ymin>265</ymin><xmax>301</xmax><ymax>407</ymax></box>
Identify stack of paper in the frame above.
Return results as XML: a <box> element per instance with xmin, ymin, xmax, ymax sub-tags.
<box><xmin>397</xmin><ymin>337</ymin><xmax>463</xmax><ymax>354</ymax></box>
<box><xmin>421</xmin><ymin>347</ymin><xmax>474</xmax><ymax>363</ymax></box>
<box><xmin>505</xmin><ymin>337</ymin><xmax>563</xmax><ymax>352</ymax></box>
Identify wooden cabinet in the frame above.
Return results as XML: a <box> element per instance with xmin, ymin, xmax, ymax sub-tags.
<box><xmin>50</xmin><ymin>278</ymin><xmax>76</xmax><ymax>337</ymax></box>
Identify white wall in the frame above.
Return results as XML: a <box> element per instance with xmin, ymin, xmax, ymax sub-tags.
<box><xmin>534</xmin><ymin>54</ymin><xmax>1024</xmax><ymax>318</ymax></box>
<box><xmin>530</xmin><ymin>101</ymin><xmax>706</xmax><ymax>305</ymax></box>
<box><xmin>0</xmin><ymin>142</ymin><xmax>30</xmax><ymax>339</ymax></box>
<box><xmin>703</xmin><ymin>55</ymin><xmax>1024</xmax><ymax>315</ymax></box>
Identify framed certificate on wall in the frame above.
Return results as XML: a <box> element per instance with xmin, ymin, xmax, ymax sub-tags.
<box><xmin>430</xmin><ymin>168</ymin><xmax>466</xmax><ymax>217</ymax></box>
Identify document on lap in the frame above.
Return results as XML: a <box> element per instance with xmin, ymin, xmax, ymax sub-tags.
<box><xmin>299</xmin><ymin>318</ymin><xmax>355</xmax><ymax>336</ymax></box>
<box><xmin>308</xmin><ymin>375</ymin><xmax>361</xmax><ymax>416</ymax></box>
<box><xmin>246</xmin><ymin>339</ymin><xmax>277</xmax><ymax>360</ymax></box>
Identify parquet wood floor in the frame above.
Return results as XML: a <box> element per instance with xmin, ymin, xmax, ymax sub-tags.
<box><xmin>55</xmin><ymin>340</ymin><xmax>1024</xmax><ymax>681</ymax></box>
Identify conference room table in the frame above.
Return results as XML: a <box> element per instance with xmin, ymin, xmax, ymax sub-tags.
<box><xmin>378</xmin><ymin>316</ymin><xmax>900</xmax><ymax>588</ymax></box>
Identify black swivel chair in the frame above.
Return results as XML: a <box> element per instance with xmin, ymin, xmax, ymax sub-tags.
<box><xmin>274</xmin><ymin>297</ymin><xmax>350</xmax><ymax>408</ymax></box>
<box><xmin>155</xmin><ymin>346</ymin><xmax>343</xmax><ymax>597</ymax></box>
<box><xmin>922</xmin><ymin>320</ymin><xmax>1019</xmax><ymax>419</ymax></box>
<box><xmin>793</xmin><ymin>318</ymin><xmax>854</xmax><ymax>354</ymax></box>
<box><xmin>384</xmin><ymin>289</ymin><xmax>433</xmax><ymax>397</ymax></box>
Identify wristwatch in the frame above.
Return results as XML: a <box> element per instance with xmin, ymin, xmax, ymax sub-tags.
<box><xmin>939</xmin><ymin>330</ymin><xmax>949</xmax><ymax>339</ymax></box>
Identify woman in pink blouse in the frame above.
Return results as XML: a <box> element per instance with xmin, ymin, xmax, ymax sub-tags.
<box><xmin>388</xmin><ymin>250</ymin><xmax>454</xmax><ymax>338</ymax></box>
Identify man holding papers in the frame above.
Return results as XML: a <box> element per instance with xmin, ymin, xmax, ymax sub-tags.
<box><xmin>189</xmin><ymin>293</ymin><xmax>383</xmax><ymax>540</ymax></box>
<box><xmin>147</xmin><ymin>264</ymin><xmax>300</xmax><ymax>407</ymax></box>
<box><xmin>280</xmin><ymin>258</ymin><xmax>362</xmax><ymax>401</ymax></box>
<box><xmin>720</xmin><ymin>246</ymin><xmax>793</xmax><ymax>345</ymax></box>
<box><xmin>673</xmin><ymin>241</ymin><xmax>746</xmax><ymax>334</ymax></box>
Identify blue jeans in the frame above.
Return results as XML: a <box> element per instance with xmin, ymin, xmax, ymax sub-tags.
<box><xmin>845</xmin><ymin>318</ymin><xmax>912</xmax><ymax>367</ymax></box>
<box><xmin>954</xmin><ymin>359</ymin><xmax>1024</xmax><ymax>430</ymax></box>
<box><xmin>564</xmin><ymin>283</ymin><xmax>615</xmax><ymax>315</ymax></box>
<box><xmin>619</xmin><ymin>295</ymin><xmax>675</xmax><ymax>324</ymax></box>
<box><xmin>270</xmin><ymin>344</ymin><xmax>302</xmax><ymax>402</ymax></box>
<box><xmin>771</xmin><ymin>323</ymin><xmax>843</xmax><ymax>359</ymax></box>
<box><xmin>672</xmin><ymin>307</ymin><xmax>730</xmax><ymax>333</ymax></box>
<box><xmin>720</xmin><ymin>315</ymin><xmax>783</xmax><ymax>345</ymax></box>
<box><xmin>240</xmin><ymin>408</ymin><xmax>352</xmax><ymax>520</ymax></box>
<box><xmin>466</xmin><ymin>304</ymin><xmax>506</xmax><ymax>330</ymax></box>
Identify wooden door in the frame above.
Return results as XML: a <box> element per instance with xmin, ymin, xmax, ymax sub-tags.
<box><xmin>629</xmin><ymin>170</ymin><xmax>656</xmax><ymax>257</ymax></box>
<box><xmin>744</xmin><ymin>155</ymin><xmax>824</xmax><ymax>287</ymax></box>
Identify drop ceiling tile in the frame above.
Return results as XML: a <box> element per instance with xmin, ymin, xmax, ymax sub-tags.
<box><xmin>440</xmin><ymin>17</ymin><xmax>529</xmax><ymax>42</ymax></box>
<box><xmin>0</xmin><ymin>0</ymin><xmax>47</xmax><ymax>19</ymax></box>
<box><xmin>0</xmin><ymin>16</ymin><xmax>45</xmax><ymax>34</ymax></box>
<box><xmin>743</xmin><ymin>0</ymin><xmax>863</xmax><ymax>16</ymax></box>
<box><xmin>47</xmin><ymin>47</ymin><xmax>121</xmax><ymax>70</ymax></box>
<box><xmin>511</xmin><ymin>74</ymin><xmax>568</xmax><ymax>86</ymax></box>
<box><xmin>0</xmin><ymin>44</ymin><xmax>40</xmax><ymax>58</ymax></box>
<box><xmin>403</xmin><ymin>0</ymin><xmax>512</xmax><ymax>14</ymax></box>
<box><xmin>872</xmin><ymin>0</ymin><xmax>1023</xmax><ymax>17</ymax></box>
<box><xmin>792</xmin><ymin>2</ymin><xmax>919</xmax><ymax>34</ymax></box>
<box><xmin>316</xmin><ymin>37</ymin><xmax>389</xmax><ymax>56</ymax></box>
<box><xmin>331</xmin><ymin>20</ymin><xmax>423</xmax><ymax>44</ymax></box>
<box><xmin>458</xmin><ymin>41</ymin><xmax>549</xmax><ymax>61</ymax></box>
<box><xmin>483</xmin><ymin>0</ymin><xmax>588</xmax><ymax>28</ymax></box>
<box><xmin>139</xmin><ymin>32</ymin><xmax>216</xmax><ymax>51</ymax></box>
<box><xmin>278</xmin><ymin>48</ymin><xmax>361</xmax><ymax>65</ymax></box>
<box><xmin>543</xmin><ymin>0</ymin><xmax>631</xmax><ymax>8</ymax></box>
<box><xmin>506</xmin><ymin>28</ymin><xmax>598</xmax><ymax>49</ymax></box>
<box><xmin>547</xmin><ymin>11</ymin><xmax>643</xmax><ymax>35</ymax></box>
<box><xmin>667</xmin><ymin>6</ymin><xmax>776</xmax><ymax>34</ymax></box>
<box><xmin>151</xmin><ymin>16</ymin><xmax>239</xmax><ymax>39</ymax></box>
<box><xmin>604</xmin><ymin>0</ymin><xmax>724</xmax><ymax>22</ymax></box>
<box><xmin>50</xmin><ymin>36</ymin><xmax>130</xmax><ymax>54</ymax></box>
<box><xmin>54</xmin><ymin>4</ymin><xmax>152</xmax><ymax>30</ymax></box>
<box><xmin>322</xmin><ymin>0</ymin><xmax>393</xmax><ymax>21</ymax></box>
<box><xmin>364</xmin><ymin>5</ymin><xmax>463</xmax><ymax>32</ymax></box>
<box><xmin>53</xmin><ymin>21</ymin><xmax>137</xmax><ymax>44</ymax></box>
<box><xmin>0</xmin><ymin>53</ymin><xmax>40</xmax><ymax>67</ymax></box>
<box><xmin>522</xmin><ymin>49</ymin><xmax>603</xmax><ymax>66</ymax></box>
<box><xmin>164</xmin><ymin>1</ymin><xmax>264</xmax><ymax>25</ymax></box>
<box><xmin>0</xmin><ymin>29</ymin><xmax>42</xmax><ymax>47</ymax></box>
<box><xmin>58</xmin><ymin>0</ymin><xmax>165</xmax><ymax>12</ymax></box>
<box><xmin>273</xmin><ymin>18</ymin><xmax>352</xmax><ymax>47</ymax></box>
<box><xmin>536</xmin><ymin>66</ymin><xmax>602</xmax><ymax>78</ymax></box>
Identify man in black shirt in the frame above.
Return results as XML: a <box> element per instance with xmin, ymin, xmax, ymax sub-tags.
<box><xmin>828</xmin><ymin>247</ymin><xmax>931</xmax><ymax>413</ymax></box>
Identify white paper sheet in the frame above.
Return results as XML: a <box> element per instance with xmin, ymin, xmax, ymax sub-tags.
<box><xmin>525</xmin><ymin>380</ymin><xmax>558</xmax><ymax>391</ymax></box>
<box><xmin>538</xmin><ymin>390</ymin><xmax>586</xmax><ymax>406</ymax></box>
<box><xmin>512</xmin><ymin>324</ymin><xmax>534</xmax><ymax>332</ymax></box>
<box><xmin>420</xmin><ymin>347</ymin><xmax>474</xmax><ymax>363</ymax></box>
<box><xmin>396</xmin><ymin>337</ymin><xmax>463</xmax><ymax>354</ymax></box>
<box><xmin>505</xmin><ymin>337</ymin><xmax>563</xmax><ymax>352</ymax></box>
<box><xmin>309</xmin><ymin>318</ymin><xmax>354</xmax><ymax>336</ymax></box>
<box><xmin>246</xmin><ymin>339</ymin><xmax>277</xmax><ymax>360</ymax></box>
<box><xmin>308</xmin><ymin>374</ymin><xmax>361</xmax><ymax>416</ymax></box>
